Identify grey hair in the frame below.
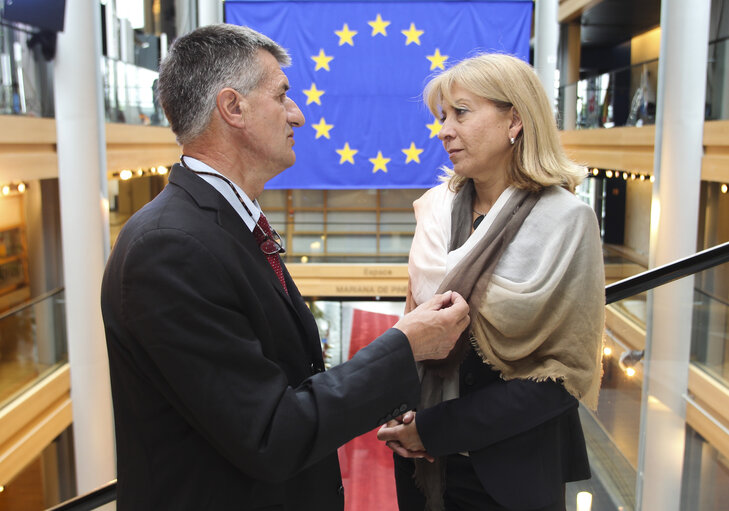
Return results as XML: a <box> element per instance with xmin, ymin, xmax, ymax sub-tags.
<box><xmin>158</xmin><ymin>24</ymin><xmax>291</xmax><ymax>145</ymax></box>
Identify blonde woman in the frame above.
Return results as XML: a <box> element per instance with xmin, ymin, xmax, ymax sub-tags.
<box><xmin>378</xmin><ymin>54</ymin><xmax>605</xmax><ymax>511</ymax></box>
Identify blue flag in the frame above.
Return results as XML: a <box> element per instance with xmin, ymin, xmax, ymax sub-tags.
<box><xmin>225</xmin><ymin>1</ymin><xmax>532</xmax><ymax>189</ymax></box>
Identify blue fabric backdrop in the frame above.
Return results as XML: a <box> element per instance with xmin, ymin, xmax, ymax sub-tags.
<box><xmin>225</xmin><ymin>1</ymin><xmax>531</xmax><ymax>189</ymax></box>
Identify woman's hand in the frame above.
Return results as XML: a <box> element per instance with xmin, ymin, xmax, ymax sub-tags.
<box><xmin>377</xmin><ymin>411</ymin><xmax>434</xmax><ymax>462</ymax></box>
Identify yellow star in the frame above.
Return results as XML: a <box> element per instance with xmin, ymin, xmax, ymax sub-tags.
<box><xmin>335</xmin><ymin>23</ymin><xmax>358</xmax><ymax>46</ymax></box>
<box><xmin>368</xmin><ymin>14</ymin><xmax>391</xmax><ymax>37</ymax></box>
<box><xmin>426</xmin><ymin>118</ymin><xmax>442</xmax><ymax>138</ymax></box>
<box><xmin>426</xmin><ymin>48</ymin><xmax>449</xmax><ymax>70</ymax></box>
<box><xmin>369</xmin><ymin>151</ymin><xmax>391</xmax><ymax>173</ymax></box>
<box><xmin>402</xmin><ymin>142</ymin><xmax>424</xmax><ymax>163</ymax></box>
<box><xmin>336</xmin><ymin>142</ymin><xmax>358</xmax><ymax>164</ymax></box>
<box><xmin>311</xmin><ymin>49</ymin><xmax>334</xmax><ymax>71</ymax></box>
<box><xmin>401</xmin><ymin>23</ymin><xmax>424</xmax><ymax>46</ymax></box>
<box><xmin>302</xmin><ymin>83</ymin><xmax>325</xmax><ymax>105</ymax></box>
<box><xmin>312</xmin><ymin>117</ymin><xmax>334</xmax><ymax>139</ymax></box>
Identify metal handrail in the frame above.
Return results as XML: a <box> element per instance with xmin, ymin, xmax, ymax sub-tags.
<box><xmin>0</xmin><ymin>287</ymin><xmax>65</xmax><ymax>322</ymax></box>
<box><xmin>605</xmin><ymin>241</ymin><xmax>729</xmax><ymax>305</ymax></box>
<box><xmin>43</xmin><ymin>242</ymin><xmax>729</xmax><ymax>510</ymax></box>
<box><xmin>45</xmin><ymin>480</ymin><xmax>117</xmax><ymax>511</ymax></box>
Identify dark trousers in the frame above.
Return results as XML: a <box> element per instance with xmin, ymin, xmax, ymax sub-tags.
<box><xmin>394</xmin><ymin>454</ymin><xmax>566</xmax><ymax>511</ymax></box>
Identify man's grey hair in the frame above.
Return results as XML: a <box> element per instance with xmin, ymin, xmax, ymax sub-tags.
<box><xmin>157</xmin><ymin>24</ymin><xmax>290</xmax><ymax>145</ymax></box>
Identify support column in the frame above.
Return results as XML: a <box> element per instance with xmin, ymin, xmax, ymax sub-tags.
<box><xmin>53</xmin><ymin>0</ymin><xmax>116</xmax><ymax>496</ymax></box>
<box><xmin>534</xmin><ymin>0</ymin><xmax>559</xmax><ymax>116</ymax></box>
<box><xmin>198</xmin><ymin>0</ymin><xmax>223</xmax><ymax>26</ymax></box>
<box><xmin>637</xmin><ymin>1</ymin><xmax>711</xmax><ymax>510</ymax></box>
<box><xmin>559</xmin><ymin>21</ymin><xmax>581</xmax><ymax>130</ymax></box>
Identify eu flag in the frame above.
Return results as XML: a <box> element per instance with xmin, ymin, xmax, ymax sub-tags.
<box><xmin>225</xmin><ymin>1</ymin><xmax>532</xmax><ymax>189</ymax></box>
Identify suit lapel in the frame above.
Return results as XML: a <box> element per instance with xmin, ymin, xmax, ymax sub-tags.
<box><xmin>168</xmin><ymin>165</ymin><xmax>315</xmax><ymax>339</ymax></box>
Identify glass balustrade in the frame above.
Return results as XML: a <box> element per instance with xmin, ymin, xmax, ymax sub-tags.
<box><xmin>101</xmin><ymin>56</ymin><xmax>167</xmax><ymax>127</ymax></box>
<box><xmin>0</xmin><ymin>288</ymin><xmax>67</xmax><ymax>409</ymax></box>
<box><xmin>558</xmin><ymin>40</ymin><xmax>729</xmax><ymax>131</ymax></box>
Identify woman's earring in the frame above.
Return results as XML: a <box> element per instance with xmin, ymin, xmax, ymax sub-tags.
<box><xmin>509</xmin><ymin>136</ymin><xmax>515</xmax><ymax>145</ymax></box>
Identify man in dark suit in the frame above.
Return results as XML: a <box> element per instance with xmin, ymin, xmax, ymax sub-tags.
<box><xmin>100</xmin><ymin>24</ymin><xmax>469</xmax><ymax>511</ymax></box>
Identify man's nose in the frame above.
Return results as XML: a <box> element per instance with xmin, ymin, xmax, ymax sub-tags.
<box><xmin>287</xmin><ymin>98</ymin><xmax>305</xmax><ymax>127</ymax></box>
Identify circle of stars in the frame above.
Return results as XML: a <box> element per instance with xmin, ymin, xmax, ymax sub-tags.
<box><xmin>304</xmin><ymin>13</ymin><xmax>449</xmax><ymax>174</ymax></box>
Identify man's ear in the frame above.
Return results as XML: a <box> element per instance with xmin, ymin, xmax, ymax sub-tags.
<box><xmin>216</xmin><ymin>88</ymin><xmax>246</xmax><ymax>128</ymax></box>
<box><xmin>509</xmin><ymin>107</ymin><xmax>523</xmax><ymax>139</ymax></box>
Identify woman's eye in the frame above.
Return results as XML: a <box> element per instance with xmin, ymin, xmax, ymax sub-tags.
<box><xmin>455</xmin><ymin>107</ymin><xmax>468</xmax><ymax>116</ymax></box>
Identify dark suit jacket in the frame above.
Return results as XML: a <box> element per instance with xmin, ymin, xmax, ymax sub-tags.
<box><xmin>101</xmin><ymin>164</ymin><xmax>420</xmax><ymax>510</ymax></box>
<box><xmin>410</xmin><ymin>348</ymin><xmax>589</xmax><ymax>510</ymax></box>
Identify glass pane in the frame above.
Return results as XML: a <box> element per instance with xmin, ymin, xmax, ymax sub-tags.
<box><xmin>0</xmin><ymin>290</ymin><xmax>68</xmax><ymax>409</ymax></box>
<box><xmin>0</xmin><ymin>227</ymin><xmax>23</xmax><ymax>257</ymax></box>
<box><xmin>328</xmin><ymin>189</ymin><xmax>377</xmax><ymax>208</ymax></box>
<box><xmin>327</xmin><ymin>212</ymin><xmax>376</xmax><ymax>233</ymax></box>
<box><xmin>557</xmin><ymin>59</ymin><xmax>659</xmax><ymax>130</ymax></box>
<box><xmin>706</xmin><ymin>39</ymin><xmax>728</xmax><ymax>121</ymax></box>
<box><xmin>102</xmin><ymin>57</ymin><xmax>166</xmax><ymax>126</ymax></box>
<box><xmin>690</xmin><ymin>261</ymin><xmax>729</xmax><ymax>385</ymax></box>
<box><xmin>327</xmin><ymin>234</ymin><xmax>376</xmax><ymax>254</ymax></box>
<box><xmin>294</xmin><ymin>211</ymin><xmax>324</xmax><ymax>232</ymax></box>
<box><xmin>379</xmin><ymin>211</ymin><xmax>415</xmax><ymax>233</ymax></box>
<box><xmin>259</xmin><ymin>189</ymin><xmax>287</xmax><ymax>209</ymax></box>
<box><xmin>380</xmin><ymin>189</ymin><xmax>424</xmax><ymax>208</ymax></box>
<box><xmin>292</xmin><ymin>235</ymin><xmax>325</xmax><ymax>254</ymax></box>
<box><xmin>681</xmin><ymin>426</ymin><xmax>729</xmax><ymax>510</ymax></box>
<box><xmin>379</xmin><ymin>234</ymin><xmax>413</xmax><ymax>254</ymax></box>
<box><xmin>0</xmin><ymin>259</ymin><xmax>25</xmax><ymax>290</ymax></box>
<box><xmin>292</xmin><ymin>190</ymin><xmax>324</xmax><ymax>208</ymax></box>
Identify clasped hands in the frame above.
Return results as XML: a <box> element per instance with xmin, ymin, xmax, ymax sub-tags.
<box><xmin>376</xmin><ymin>410</ymin><xmax>434</xmax><ymax>462</ymax></box>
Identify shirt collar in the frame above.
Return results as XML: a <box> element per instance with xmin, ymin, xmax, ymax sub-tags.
<box><xmin>181</xmin><ymin>156</ymin><xmax>261</xmax><ymax>232</ymax></box>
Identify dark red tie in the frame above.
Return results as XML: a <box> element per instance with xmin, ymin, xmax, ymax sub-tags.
<box><xmin>252</xmin><ymin>214</ymin><xmax>288</xmax><ymax>295</ymax></box>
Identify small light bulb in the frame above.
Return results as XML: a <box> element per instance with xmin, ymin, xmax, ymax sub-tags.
<box><xmin>623</xmin><ymin>172</ymin><xmax>628</xmax><ymax>180</ymax></box>
<box><xmin>2</xmin><ymin>185</ymin><xmax>10</xmax><ymax>195</ymax></box>
<box><xmin>640</xmin><ymin>174</ymin><xmax>645</xmax><ymax>181</ymax></box>
<box><xmin>603</xmin><ymin>346</ymin><xmax>612</xmax><ymax>357</ymax></box>
<box><xmin>721</xmin><ymin>184</ymin><xmax>728</xmax><ymax>194</ymax></box>
<box><xmin>136</xmin><ymin>169</ymin><xmax>144</xmax><ymax>176</ymax></box>
<box><xmin>626</xmin><ymin>367</ymin><xmax>636</xmax><ymax>377</ymax></box>
<box><xmin>605</xmin><ymin>170</ymin><xmax>613</xmax><ymax>178</ymax></box>
<box><xmin>592</xmin><ymin>168</ymin><xmax>599</xmax><ymax>176</ymax></box>
<box><xmin>631</xmin><ymin>173</ymin><xmax>636</xmax><ymax>180</ymax></box>
<box><xmin>120</xmin><ymin>170</ymin><xmax>133</xmax><ymax>180</ymax></box>
<box><xmin>17</xmin><ymin>182</ymin><xmax>26</xmax><ymax>193</ymax></box>
<box><xmin>650</xmin><ymin>175</ymin><xmax>655</xmax><ymax>182</ymax></box>
<box><xmin>157</xmin><ymin>166</ymin><xmax>168</xmax><ymax>175</ymax></box>
<box><xmin>576</xmin><ymin>491</ymin><xmax>593</xmax><ymax>511</ymax></box>
<box><xmin>300</xmin><ymin>256</ymin><xmax>309</xmax><ymax>263</ymax></box>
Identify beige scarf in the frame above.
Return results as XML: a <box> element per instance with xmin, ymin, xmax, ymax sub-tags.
<box><xmin>409</xmin><ymin>181</ymin><xmax>605</xmax><ymax>510</ymax></box>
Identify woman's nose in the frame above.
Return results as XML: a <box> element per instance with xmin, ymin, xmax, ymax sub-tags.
<box><xmin>438</xmin><ymin>120</ymin><xmax>453</xmax><ymax>140</ymax></box>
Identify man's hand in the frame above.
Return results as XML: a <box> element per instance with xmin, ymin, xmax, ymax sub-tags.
<box><xmin>393</xmin><ymin>291</ymin><xmax>469</xmax><ymax>361</ymax></box>
<box><xmin>377</xmin><ymin>411</ymin><xmax>433</xmax><ymax>462</ymax></box>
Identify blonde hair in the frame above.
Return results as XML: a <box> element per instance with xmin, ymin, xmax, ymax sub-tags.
<box><xmin>424</xmin><ymin>53</ymin><xmax>585</xmax><ymax>193</ymax></box>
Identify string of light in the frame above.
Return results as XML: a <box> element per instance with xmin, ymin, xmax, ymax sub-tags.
<box><xmin>0</xmin><ymin>182</ymin><xmax>27</xmax><ymax>196</ymax></box>
<box><xmin>111</xmin><ymin>165</ymin><xmax>170</xmax><ymax>181</ymax></box>
<box><xmin>585</xmin><ymin>167</ymin><xmax>728</xmax><ymax>192</ymax></box>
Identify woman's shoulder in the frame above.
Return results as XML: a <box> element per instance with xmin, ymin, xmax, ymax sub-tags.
<box><xmin>413</xmin><ymin>181</ymin><xmax>454</xmax><ymax>211</ymax></box>
<box><xmin>525</xmin><ymin>186</ymin><xmax>599</xmax><ymax>236</ymax></box>
<box><xmin>538</xmin><ymin>185</ymin><xmax>594</xmax><ymax>217</ymax></box>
